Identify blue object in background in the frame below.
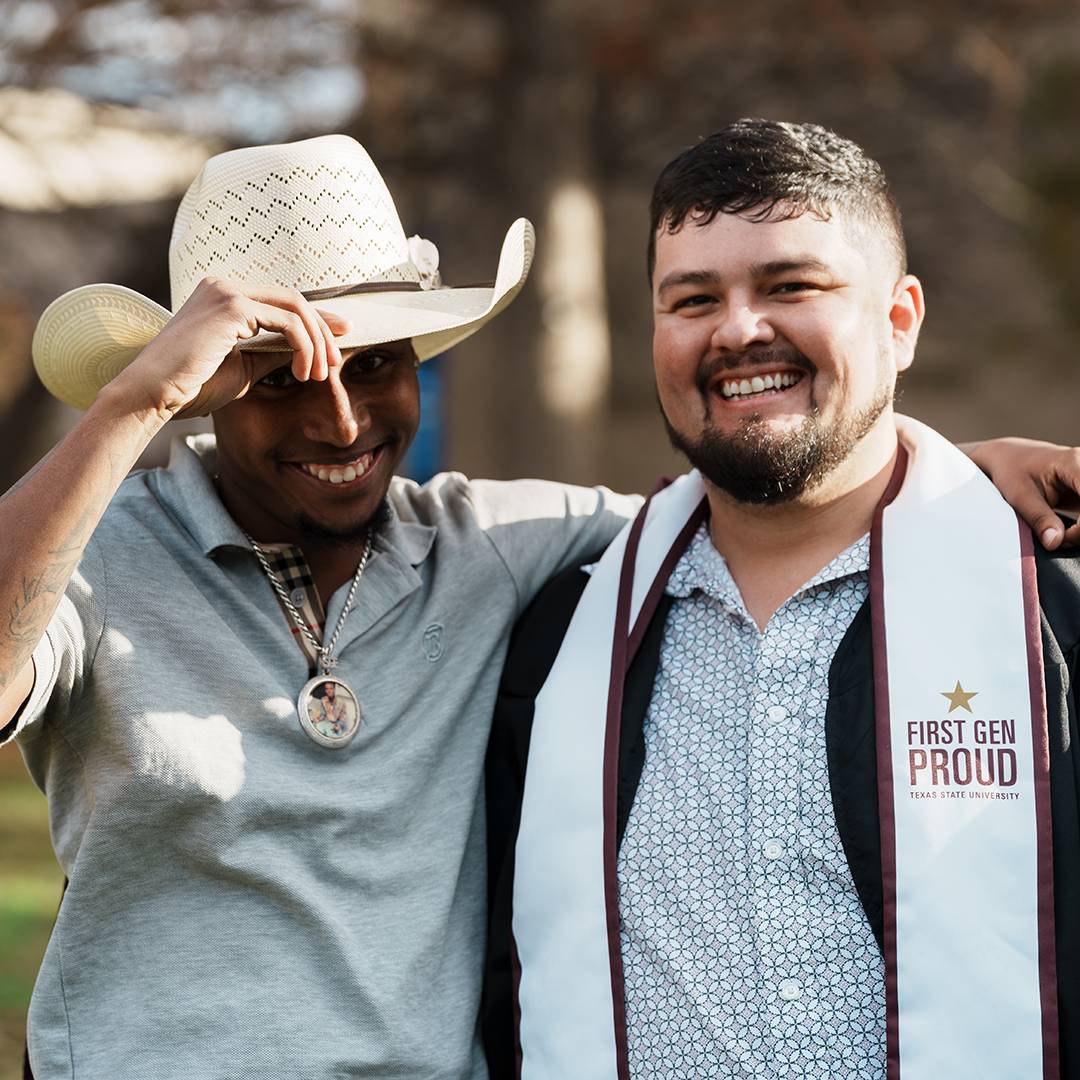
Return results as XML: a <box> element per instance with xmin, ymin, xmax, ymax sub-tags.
<box><xmin>401</xmin><ymin>352</ymin><xmax>445</xmax><ymax>483</ymax></box>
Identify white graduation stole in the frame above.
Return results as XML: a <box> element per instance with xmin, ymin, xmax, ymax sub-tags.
<box><xmin>511</xmin><ymin>418</ymin><xmax>1057</xmax><ymax>1079</ymax></box>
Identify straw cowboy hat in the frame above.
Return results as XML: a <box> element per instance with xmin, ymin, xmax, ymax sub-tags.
<box><xmin>32</xmin><ymin>134</ymin><xmax>535</xmax><ymax>410</ymax></box>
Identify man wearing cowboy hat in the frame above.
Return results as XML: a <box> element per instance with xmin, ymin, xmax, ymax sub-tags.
<box><xmin>0</xmin><ymin>132</ymin><xmax>1075</xmax><ymax>1079</ymax></box>
<box><xmin>484</xmin><ymin>119</ymin><xmax>1080</xmax><ymax>1079</ymax></box>
<box><xmin>0</xmin><ymin>135</ymin><xmax>644</xmax><ymax>1079</ymax></box>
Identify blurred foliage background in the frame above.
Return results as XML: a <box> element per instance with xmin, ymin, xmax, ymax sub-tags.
<box><xmin>3</xmin><ymin>0</ymin><xmax>1080</xmax><ymax>1074</ymax></box>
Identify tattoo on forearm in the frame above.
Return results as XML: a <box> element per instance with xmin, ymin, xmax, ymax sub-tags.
<box><xmin>0</xmin><ymin>412</ymin><xmax>145</xmax><ymax>694</ymax></box>
<box><xmin>1</xmin><ymin>480</ymin><xmax>107</xmax><ymax>690</ymax></box>
<box><xmin>9</xmin><ymin>549</ymin><xmax>82</xmax><ymax>642</ymax></box>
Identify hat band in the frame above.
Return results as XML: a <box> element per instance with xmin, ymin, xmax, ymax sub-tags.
<box><xmin>302</xmin><ymin>279</ymin><xmax>495</xmax><ymax>302</ymax></box>
<box><xmin>303</xmin><ymin>281</ymin><xmax>423</xmax><ymax>301</ymax></box>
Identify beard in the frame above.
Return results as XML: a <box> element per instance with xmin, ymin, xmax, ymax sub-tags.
<box><xmin>664</xmin><ymin>347</ymin><xmax>894</xmax><ymax>504</ymax></box>
<box><xmin>296</xmin><ymin>497</ymin><xmax>392</xmax><ymax>547</ymax></box>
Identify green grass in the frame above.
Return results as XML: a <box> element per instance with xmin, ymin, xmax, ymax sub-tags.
<box><xmin>0</xmin><ymin>744</ymin><xmax>64</xmax><ymax>1080</ymax></box>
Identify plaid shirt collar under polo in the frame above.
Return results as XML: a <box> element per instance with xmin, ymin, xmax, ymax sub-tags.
<box><xmin>155</xmin><ymin>433</ymin><xmax>436</xmax><ymax>671</ymax></box>
<box><xmin>257</xmin><ymin>545</ymin><xmax>324</xmax><ymax>672</ymax></box>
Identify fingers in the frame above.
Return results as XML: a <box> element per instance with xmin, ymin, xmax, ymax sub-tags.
<box><xmin>1035</xmin><ymin>449</ymin><xmax>1080</xmax><ymax>546</ymax></box>
<box><xmin>245</xmin><ymin>300</ymin><xmax>319</xmax><ymax>379</ymax></box>
<box><xmin>287</xmin><ymin>296</ymin><xmax>327</xmax><ymax>381</ymax></box>
<box><xmin>314</xmin><ymin>309</ymin><xmax>346</xmax><ymax>371</ymax></box>
<box><xmin>1061</xmin><ymin>520</ymin><xmax>1080</xmax><ymax>548</ymax></box>
<box><xmin>187</xmin><ymin>279</ymin><xmax>354</xmax><ymax>387</ymax></box>
<box><xmin>1006</xmin><ymin>478</ymin><xmax>1067</xmax><ymax>549</ymax></box>
<box><xmin>1015</xmin><ymin>481</ymin><xmax>1067</xmax><ymax>548</ymax></box>
<box><xmin>319</xmin><ymin>309</ymin><xmax>352</xmax><ymax>339</ymax></box>
<box><xmin>1049</xmin><ymin>450</ymin><xmax>1080</xmax><ymax>516</ymax></box>
<box><xmin>245</xmin><ymin>286</ymin><xmax>335</xmax><ymax>382</ymax></box>
<box><xmin>968</xmin><ymin>438</ymin><xmax>1080</xmax><ymax>549</ymax></box>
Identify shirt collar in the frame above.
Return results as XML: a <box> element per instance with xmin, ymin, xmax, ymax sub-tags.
<box><xmin>665</xmin><ymin>523</ymin><xmax>741</xmax><ymax>605</ymax></box>
<box><xmin>800</xmin><ymin>532</ymin><xmax>870</xmax><ymax>591</ymax></box>
<box><xmin>153</xmin><ymin>434</ymin><xmax>247</xmax><ymax>555</ymax></box>
<box><xmin>665</xmin><ymin>521</ymin><xmax>870</xmax><ymax>605</ymax></box>
<box><xmin>152</xmin><ymin>434</ymin><xmax>436</xmax><ymax>567</ymax></box>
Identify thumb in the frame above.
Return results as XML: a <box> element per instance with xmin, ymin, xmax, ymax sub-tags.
<box><xmin>1030</xmin><ymin>510</ymin><xmax>1066</xmax><ymax>551</ymax></box>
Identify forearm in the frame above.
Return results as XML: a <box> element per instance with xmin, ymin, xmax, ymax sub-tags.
<box><xmin>0</xmin><ymin>386</ymin><xmax>168</xmax><ymax>698</ymax></box>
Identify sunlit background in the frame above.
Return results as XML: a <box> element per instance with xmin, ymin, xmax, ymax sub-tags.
<box><xmin>3</xmin><ymin>1</ymin><xmax>1080</xmax><ymax>1073</ymax></box>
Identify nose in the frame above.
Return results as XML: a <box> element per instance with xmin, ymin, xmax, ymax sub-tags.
<box><xmin>299</xmin><ymin>370</ymin><xmax>368</xmax><ymax>447</ymax></box>
<box><xmin>709</xmin><ymin>295</ymin><xmax>775</xmax><ymax>353</ymax></box>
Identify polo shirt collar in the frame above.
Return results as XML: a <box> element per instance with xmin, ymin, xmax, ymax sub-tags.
<box><xmin>157</xmin><ymin>434</ymin><xmax>247</xmax><ymax>554</ymax></box>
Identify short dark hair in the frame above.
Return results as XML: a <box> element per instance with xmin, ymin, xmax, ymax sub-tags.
<box><xmin>647</xmin><ymin>119</ymin><xmax>906</xmax><ymax>280</ymax></box>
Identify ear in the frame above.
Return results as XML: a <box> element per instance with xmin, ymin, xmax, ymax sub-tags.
<box><xmin>889</xmin><ymin>274</ymin><xmax>924</xmax><ymax>374</ymax></box>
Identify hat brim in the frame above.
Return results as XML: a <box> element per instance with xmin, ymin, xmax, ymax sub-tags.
<box><xmin>33</xmin><ymin>218</ymin><xmax>534</xmax><ymax>410</ymax></box>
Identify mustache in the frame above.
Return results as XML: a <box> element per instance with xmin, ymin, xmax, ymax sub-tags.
<box><xmin>695</xmin><ymin>346</ymin><xmax>816</xmax><ymax>397</ymax></box>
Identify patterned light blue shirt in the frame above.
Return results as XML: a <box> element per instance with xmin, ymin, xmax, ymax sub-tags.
<box><xmin>618</xmin><ymin>522</ymin><xmax>885</xmax><ymax>1079</ymax></box>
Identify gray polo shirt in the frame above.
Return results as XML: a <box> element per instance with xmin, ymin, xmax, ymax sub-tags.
<box><xmin>10</xmin><ymin>435</ymin><xmax>639</xmax><ymax>1080</ymax></box>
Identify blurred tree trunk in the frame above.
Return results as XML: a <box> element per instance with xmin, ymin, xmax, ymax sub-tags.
<box><xmin>354</xmin><ymin>0</ymin><xmax>613</xmax><ymax>485</ymax></box>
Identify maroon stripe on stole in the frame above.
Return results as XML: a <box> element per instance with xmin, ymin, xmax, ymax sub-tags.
<box><xmin>1018</xmin><ymin>522</ymin><xmax>1061</xmax><ymax>1080</ymax></box>
<box><xmin>627</xmin><ymin>500</ymin><xmax>709</xmax><ymax>663</ymax></box>
<box><xmin>602</xmin><ymin>496</ymin><xmax>651</xmax><ymax>1080</ymax></box>
<box><xmin>601</xmin><ymin>488</ymin><xmax>709</xmax><ymax>1076</ymax></box>
<box><xmin>869</xmin><ymin>445</ymin><xmax>908</xmax><ymax>1080</ymax></box>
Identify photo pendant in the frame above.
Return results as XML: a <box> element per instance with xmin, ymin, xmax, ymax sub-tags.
<box><xmin>297</xmin><ymin>675</ymin><xmax>362</xmax><ymax>749</ymax></box>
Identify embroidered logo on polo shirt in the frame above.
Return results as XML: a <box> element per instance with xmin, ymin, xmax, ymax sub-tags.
<box><xmin>423</xmin><ymin>623</ymin><xmax>444</xmax><ymax>662</ymax></box>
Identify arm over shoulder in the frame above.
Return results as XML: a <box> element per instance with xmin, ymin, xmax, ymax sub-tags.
<box><xmin>463</xmin><ymin>477</ymin><xmax>641</xmax><ymax>613</ymax></box>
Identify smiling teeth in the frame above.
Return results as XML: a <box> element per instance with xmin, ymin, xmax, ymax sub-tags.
<box><xmin>301</xmin><ymin>452</ymin><xmax>374</xmax><ymax>483</ymax></box>
<box><xmin>721</xmin><ymin>371</ymin><xmax>802</xmax><ymax>399</ymax></box>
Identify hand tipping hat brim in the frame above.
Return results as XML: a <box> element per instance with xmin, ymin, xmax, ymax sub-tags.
<box><xmin>33</xmin><ymin>218</ymin><xmax>534</xmax><ymax>411</ymax></box>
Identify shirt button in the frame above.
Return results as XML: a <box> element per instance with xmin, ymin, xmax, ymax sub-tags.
<box><xmin>766</xmin><ymin>704</ymin><xmax>788</xmax><ymax>725</ymax></box>
<box><xmin>763</xmin><ymin>839</ymin><xmax>785</xmax><ymax>860</ymax></box>
<box><xmin>778</xmin><ymin>978</ymin><xmax>802</xmax><ymax>1001</ymax></box>
<box><xmin>290</xmin><ymin>587</ymin><xmax>306</xmax><ymax>606</ymax></box>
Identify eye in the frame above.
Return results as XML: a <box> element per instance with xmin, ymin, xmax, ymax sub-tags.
<box><xmin>345</xmin><ymin>349</ymin><xmax>396</xmax><ymax>375</ymax></box>
<box><xmin>257</xmin><ymin>364</ymin><xmax>299</xmax><ymax>389</ymax></box>
<box><xmin>672</xmin><ymin>294</ymin><xmax>715</xmax><ymax>311</ymax></box>
<box><xmin>771</xmin><ymin>281</ymin><xmax>819</xmax><ymax>296</ymax></box>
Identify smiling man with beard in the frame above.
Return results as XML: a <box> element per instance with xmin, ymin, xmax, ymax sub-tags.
<box><xmin>485</xmin><ymin>120</ymin><xmax>1080</xmax><ymax>1079</ymax></box>
<box><xmin>668</xmin><ymin>332</ymin><xmax>892</xmax><ymax>506</ymax></box>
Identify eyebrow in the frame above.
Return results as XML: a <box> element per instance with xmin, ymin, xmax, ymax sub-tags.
<box><xmin>749</xmin><ymin>257</ymin><xmax>832</xmax><ymax>277</ymax></box>
<box><xmin>656</xmin><ymin>269</ymin><xmax>722</xmax><ymax>296</ymax></box>
<box><xmin>656</xmin><ymin>257</ymin><xmax>833</xmax><ymax>296</ymax></box>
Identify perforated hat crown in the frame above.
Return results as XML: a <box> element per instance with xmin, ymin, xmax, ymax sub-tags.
<box><xmin>33</xmin><ymin>134</ymin><xmax>534</xmax><ymax>410</ymax></box>
<box><xmin>168</xmin><ymin>136</ymin><xmax>424</xmax><ymax>309</ymax></box>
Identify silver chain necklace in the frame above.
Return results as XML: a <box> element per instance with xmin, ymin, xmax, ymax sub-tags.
<box><xmin>247</xmin><ymin>532</ymin><xmax>373</xmax><ymax>749</ymax></box>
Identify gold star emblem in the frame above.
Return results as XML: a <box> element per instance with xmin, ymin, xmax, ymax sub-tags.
<box><xmin>941</xmin><ymin>681</ymin><xmax>978</xmax><ymax>714</ymax></box>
